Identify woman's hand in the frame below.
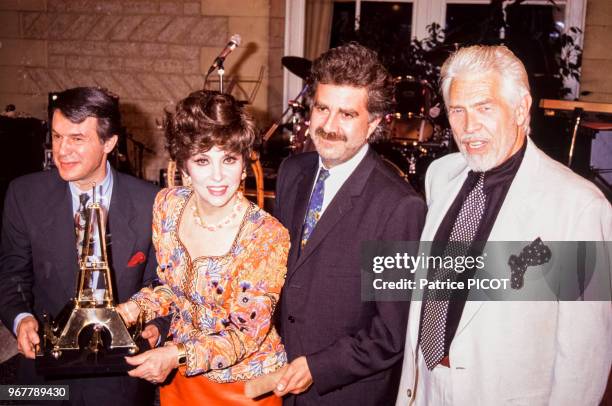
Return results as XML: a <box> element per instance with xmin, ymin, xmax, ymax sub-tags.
<box><xmin>125</xmin><ymin>345</ymin><xmax>179</xmax><ymax>385</ymax></box>
<box><xmin>116</xmin><ymin>301</ymin><xmax>141</xmax><ymax>327</ymax></box>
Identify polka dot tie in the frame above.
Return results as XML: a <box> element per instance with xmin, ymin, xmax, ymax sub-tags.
<box><xmin>419</xmin><ymin>172</ymin><xmax>486</xmax><ymax>370</ymax></box>
<box><xmin>301</xmin><ymin>168</ymin><xmax>330</xmax><ymax>249</ymax></box>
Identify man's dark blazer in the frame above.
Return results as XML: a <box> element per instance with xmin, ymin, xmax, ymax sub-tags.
<box><xmin>275</xmin><ymin>149</ymin><xmax>426</xmax><ymax>405</ymax></box>
<box><xmin>0</xmin><ymin>167</ymin><xmax>163</xmax><ymax>406</ymax></box>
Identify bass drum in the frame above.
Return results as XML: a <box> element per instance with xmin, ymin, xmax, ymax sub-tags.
<box><xmin>394</xmin><ymin>76</ymin><xmax>432</xmax><ymax>117</ymax></box>
<box><xmin>391</xmin><ymin>76</ymin><xmax>434</xmax><ymax>142</ymax></box>
<box><xmin>375</xmin><ymin>144</ymin><xmax>414</xmax><ymax>187</ymax></box>
<box><xmin>381</xmin><ymin>155</ymin><xmax>409</xmax><ymax>184</ymax></box>
<box><xmin>390</xmin><ymin>116</ymin><xmax>434</xmax><ymax>142</ymax></box>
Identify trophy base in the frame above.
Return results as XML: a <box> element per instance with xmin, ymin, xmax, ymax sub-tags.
<box><xmin>35</xmin><ymin>336</ymin><xmax>151</xmax><ymax>376</ymax></box>
<box><xmin>35</xmin><ymin>305</ymin><xmax>151</xmax><ymax>376</ymax></box>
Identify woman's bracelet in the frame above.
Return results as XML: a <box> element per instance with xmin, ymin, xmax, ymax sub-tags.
<box><xmin>165</xmin><ymin>341</ymin><xmax>187</xmax><ymax>367</ymax></box>
<box><xmin>176</xmin><ymin>342</ymin><xmax>187</xmax><ymax>367</ymax></box>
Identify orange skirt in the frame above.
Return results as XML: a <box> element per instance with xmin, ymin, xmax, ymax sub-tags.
<box><xmin>160</xmin><ymin>371</ymin><xmax>281</xmax><ymax>406</ymax></box>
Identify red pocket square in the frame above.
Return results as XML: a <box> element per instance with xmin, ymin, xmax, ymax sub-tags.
<box><xmin>127</xmin><ymin>251</ymin><xmax>146</xmax><ymax>267</ymax></box>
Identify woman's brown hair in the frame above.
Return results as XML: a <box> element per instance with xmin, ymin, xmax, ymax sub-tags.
<box><xmin>165</xmin><ymin>90</ymin><xmax>256</xmax><ymax>170</ymax></box>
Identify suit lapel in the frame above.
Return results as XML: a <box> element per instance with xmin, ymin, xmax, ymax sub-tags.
<box><xmin>293</xmin><ymin>184</ymin><xmax>354</xmax><ymax>270</ymax></box>
<box><xmin>107</xmin><ymin>170</ymin><xmax>137</xmax><ymax>290</ymax></box>
<box><xmin>487</xmin><ymin>138</ymin><xmax>540</xmax><ymax>241</ymax></box>
<box><xmin>285</xmin><ymin>158</ymin><xmax>318</xmax><ymax>273</ymax></box>
<box><xmin>40</xmin><ymin>170</ymin><xmax>80</xmax><ymax>299</ymax></box>
<box><xmin>287</xmin><ymin>150</ymin><xmax>377</xmax><ymax>281</ymax></box>
<box><xmin>426</xmin><ymin>163</ymin><xmax>483</xmax><ymax>338</ymax></box>
<box><xmin>454</xmin><ymin>138</ymin><xmax>539</xmax><ymax>337</ymax></box>
<box><xmin>422</xmin><ymin>163</ymin><xmax>468</xmax><ymax>241</ymax></box>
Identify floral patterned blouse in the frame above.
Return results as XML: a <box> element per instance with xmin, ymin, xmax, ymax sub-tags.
<box><xmin>131</xmin><ymin>187</ymin><xmax>289</xmax><ymax>382</ymax></box>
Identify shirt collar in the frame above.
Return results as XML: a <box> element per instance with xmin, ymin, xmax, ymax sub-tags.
<box><xmin>469</xmin><ymin>139</ymin><xmax>527</xmax><ymax>192</ymax></box>
<box><xmin>68</xmin><ymin>161</ymin><xmax>114</xmax><ymax>200</ymax></box>
<box><xmin>318</xmin><ymin>143</ymin><xmax>369</xmax><ymax>177</ymax></box>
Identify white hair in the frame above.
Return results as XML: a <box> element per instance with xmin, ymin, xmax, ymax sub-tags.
<box><xmin>440</xmin><ymin>45</ymin><xmax>531</xmax><ymax>135</ymax></box>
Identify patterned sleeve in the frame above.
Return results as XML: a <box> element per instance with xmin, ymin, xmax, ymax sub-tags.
<box><xmin>130</xmin><ymin>188</ymin><xmax>177</xmax><ymax>322</ymax></box>
<box><xmin>181</xmin><ymin>220</ymin><xmax>290</xmax><ymax>376</ymax></box>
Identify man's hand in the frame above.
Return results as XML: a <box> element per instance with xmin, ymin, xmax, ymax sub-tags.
<box><xmin>16</xmin><ymin>316</ymin><xmax>39</xmax><ymax>359</ymax></box>
<box><xmin>141</xmin><ymin>324</ymin><xmax>160</xmax><ymax>348</ymax></box>
<box><xmin>274</xmin><ymin>356</ymin><xmax>313</xmax><ymax>397</ymax></box>
<box><xmin>125</xmin><ymin>344</ymin><xmax>178</xmax><ymax>385</ymax></box>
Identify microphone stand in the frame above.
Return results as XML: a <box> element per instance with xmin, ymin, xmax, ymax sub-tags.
<box><xmin>261</xmin><ymin>84</ymin><xmax>309</xmax><ymax>143</ymax></box>
<box><xmin>217</xmin><ymin>59</ymin><xmax>225</xmax><ymax>93</ymax></box>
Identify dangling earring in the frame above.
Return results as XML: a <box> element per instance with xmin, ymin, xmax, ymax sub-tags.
<box><xmin>241</xmin><ymin>170</ymin><xmax>247</xmax><ymax>181</ymax></box>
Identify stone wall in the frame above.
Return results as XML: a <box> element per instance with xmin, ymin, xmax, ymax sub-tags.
<box><xmin>0</xmin><ymin>0</ymin><xmax>285</xmax><ymax>181</ymax></box>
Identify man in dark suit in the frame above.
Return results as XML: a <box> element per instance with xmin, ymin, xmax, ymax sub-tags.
<box><xmin>273</xmin><ymin>43</ymin><xmax>426</xmax><ymax>405</ymax></box>
<box><xmin>0</xmin><ymin>87</ymin><xmax>165</xmax><ymax>405</ymax></box>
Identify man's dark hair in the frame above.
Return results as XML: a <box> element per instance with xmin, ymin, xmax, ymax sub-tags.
<box><xmin>52</xmin><ymin>87</ymin><xmax>122</xmax><ymax>142</ymax></box>
<box><xmin>307</xmin><ymin>42</ymin><xmax>394</xmax><ymax>142</ymax></box>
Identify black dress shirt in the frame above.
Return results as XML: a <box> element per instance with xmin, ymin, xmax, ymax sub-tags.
<box><xmin>428</xmin><ymin>140</ymin><xmax>527</xmax><ymax>356</ymax></box>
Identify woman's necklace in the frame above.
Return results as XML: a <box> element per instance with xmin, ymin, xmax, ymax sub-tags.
<box><xmin>191</xmin><ymin>192</ymin><xmax>245</xmax><ymax>232</ymax></box>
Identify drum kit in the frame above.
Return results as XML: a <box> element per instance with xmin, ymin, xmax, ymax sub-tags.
<box><xmin>263</xmin><ymin>56</ymin><xmax>454</xmax><ymax>194</ymax></box>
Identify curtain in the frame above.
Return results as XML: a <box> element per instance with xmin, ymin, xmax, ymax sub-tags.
<box><xmin>304</xmin><ymin>0</ymin><xmax>335</xmax><ymax>61</ymax></box>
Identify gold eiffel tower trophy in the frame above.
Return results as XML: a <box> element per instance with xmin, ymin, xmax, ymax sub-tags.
<box><xmin>36</xmin><ymin>185</ymin><xmax>145</xmax><ymax>374</ymax></box>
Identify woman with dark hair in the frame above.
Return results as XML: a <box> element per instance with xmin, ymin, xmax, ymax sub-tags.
<box><xmin>117</xmin><ymin>90</ymin><xmax>288</xmax><ymax>405</ymax></box>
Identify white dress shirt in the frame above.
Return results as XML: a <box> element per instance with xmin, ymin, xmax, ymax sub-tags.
<box><xmin>314</xmin><ymin>144</ymin><xmax>369</xmax><ymax>216</ymax></box>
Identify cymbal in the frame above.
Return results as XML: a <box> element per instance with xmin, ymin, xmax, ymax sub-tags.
<box><xmin>281</xmin><ymin>56</ymin><xmax>312</xmax><ymax>80</ymax></box>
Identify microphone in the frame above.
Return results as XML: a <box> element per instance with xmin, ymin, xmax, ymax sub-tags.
<box><xmin>207</xmin><ymin>34</ymin><xmax>241</xmax><ymax>75</ymax></box>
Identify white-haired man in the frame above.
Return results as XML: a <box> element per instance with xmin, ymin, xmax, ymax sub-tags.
<box><xmin>396</xmin><ymin>45</ymin><xmax>611</xmax><ymax>405</ymax></box>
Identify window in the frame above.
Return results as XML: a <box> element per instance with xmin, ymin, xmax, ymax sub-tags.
<box><xmin>329</xmin><ymin>1</ymin><xmax>413</xmax><ymax>49</ymax></box>
<box><xmin>284</xmin><ymin>0</ymin><xmax>586</xmax><ymax>105</ymax></box>
<box><xmin>328</xmin><ymin>1</ymin><xmax>413</xmax><ymax>75</ymax></box>
<box><xmin>445</xmin><ymin>2</ymin><xmax>571</xmax><ymax>99</ymax></box>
